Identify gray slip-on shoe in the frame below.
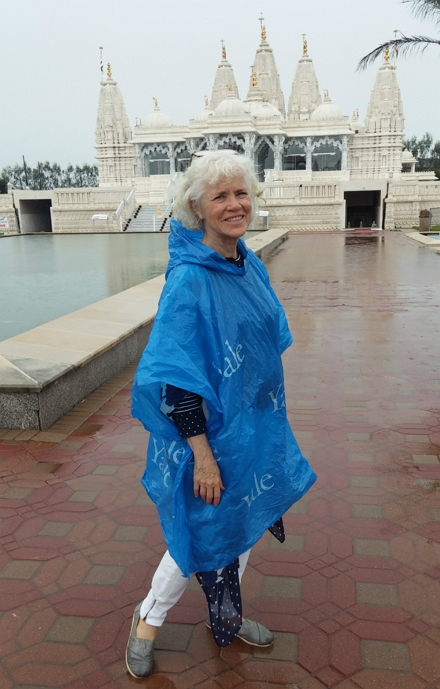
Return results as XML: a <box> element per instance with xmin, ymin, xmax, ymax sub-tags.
<box><xmin>206</xmin><ymin>615</ymin><xmax>274</xmax><ymax>647</ymax></box>
<box><xmin>126</xmin><ymin>603</ymin><xmax>155</xmax><ymax>678</ymax></box>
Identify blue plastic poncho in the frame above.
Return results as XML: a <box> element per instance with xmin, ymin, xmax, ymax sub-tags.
<box><xmin>132</xmin><ymin>219</ymin><xmax>316</xmax><ymax>577</ymax></box>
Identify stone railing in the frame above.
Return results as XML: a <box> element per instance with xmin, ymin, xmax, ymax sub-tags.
<box><xmin>262</xmin><ymin>183</ymin><xmax>338</xmax><ymax>202</ymax></box>
<box><xmin>53</xmin><ymin>187</ymin><xmax>133</xmax><ymax>209</ymax></box>
<box><xmin>134</xmin><ymin>175</ymin><xmax>172</xmax><ymax>204</ymax></box>
<box><xmin>51</xmin><ymin>186</ymin><xmax>136</xmax><ymax>233</ymax></box>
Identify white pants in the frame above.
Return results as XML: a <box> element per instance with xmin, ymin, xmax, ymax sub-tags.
<box><xmin>140</xmin><ymin>549</ymin><xmax>251</xmax><ymax>627</ymax></box>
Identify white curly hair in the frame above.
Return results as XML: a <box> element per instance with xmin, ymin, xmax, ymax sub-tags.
<box><xmin>171</xmin><ymin>150</ymin><xmax>260</xmax><ymax>230</ymax></box>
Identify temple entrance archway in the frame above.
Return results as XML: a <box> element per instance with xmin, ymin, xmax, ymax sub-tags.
<box><xmin>344</xmin><ymin>190</ymin><xmax>381</xmax><ymax>228</ymax></box>
<box><xmin>19</xmin><ymin>199</ymin><xmax>52</xmax><ymax>233</ymax></box>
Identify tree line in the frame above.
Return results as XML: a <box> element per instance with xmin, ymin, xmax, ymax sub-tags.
<box><xmin>403</xmin><ymin>132</ymin><xmax>440</xmax><ymax>178</ymax></box>
<box><xmin>0</xmin><ymin>162</ymin><xmax>98</xmax><ymax>194</ymax></box>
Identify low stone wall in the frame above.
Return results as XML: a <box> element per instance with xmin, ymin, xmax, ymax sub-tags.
<box><xmin>262</xmin><ymin>181</ymin><xmax>343</xmax><ymax>232</ymax></box>
<box><xmin>268</xmin><ymin>203</ymin><xmax>342</xmax><ymax>231</ymax></box>
<box><xmin>0</xmin><ymin>191</ymin><xmax>19</xmax><ymax>233</ymax></box>
<box><xmin>431</xmin><ymin>207</ymin><xmax>440</xmax><ymax>226</ymax></box>
<box><xmin>0</xmin><ymin>229</ymin><xmax>290</xmax><ymax>430</ymax></box>
<box><xmin>405</xmin><ymin>231</ymin><xmax>440</xmax><ymax>246</ymax></box>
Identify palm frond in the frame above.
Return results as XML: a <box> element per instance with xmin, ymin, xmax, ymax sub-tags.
<box><xmin>357</xmin><ymin>35</ymin><xmax>440</xmax><ymax>70</ymax></box>
<box><xmin>403</xmin><ymin>0</ymin><xmax>440</xmax><ymax>25</ymax></box>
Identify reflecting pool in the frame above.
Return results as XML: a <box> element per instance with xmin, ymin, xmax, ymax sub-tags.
<box><xmin>1</xmin><ymin>232</ymin><xmax>260</xmax><ymax>341</ymax></box>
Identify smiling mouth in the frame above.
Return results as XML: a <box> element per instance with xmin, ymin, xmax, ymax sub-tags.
<box><xmin>224</xmin><ymin>216</ymin><xmax>244</xmax><ymax>222</ymax></box>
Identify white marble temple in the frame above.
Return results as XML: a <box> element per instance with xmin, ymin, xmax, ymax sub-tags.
<box><xmin>94</xmin><ymin>24</ymin><xmax>439</xmax><ymax>231</ymax></box>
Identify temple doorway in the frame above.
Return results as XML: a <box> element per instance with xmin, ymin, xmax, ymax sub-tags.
<box><xmin>344</xmin><ymin>190</ymin><xmax>381</xmax><ymax>228</ymax></box>
<box><xmin>19</xmin><ymin>199</ymin><xmax>52</xmax><ymax>233</ymax></box>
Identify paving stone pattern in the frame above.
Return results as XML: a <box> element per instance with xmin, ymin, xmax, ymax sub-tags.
<box><xmin>1</xmin><ymin>232</ymin><xmax>440</xmax><ymax>688</ymax></box>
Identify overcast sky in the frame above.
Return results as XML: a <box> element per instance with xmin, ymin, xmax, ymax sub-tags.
<box><xmin>1</xmin><ymin>0</ymin><xmax>438</xmax><ymax>168</ymax></box>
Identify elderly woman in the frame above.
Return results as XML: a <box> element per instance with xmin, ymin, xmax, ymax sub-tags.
<box><xmin>126</xmin><ymin>151</ymin><xmax>316</xmax><ymax>678</ymax></box>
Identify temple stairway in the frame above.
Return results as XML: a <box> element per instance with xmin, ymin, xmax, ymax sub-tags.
<box><xmin>125</xmin><ymin>204</ymin><xmax>172</xmax><ymax>232</ymax></box>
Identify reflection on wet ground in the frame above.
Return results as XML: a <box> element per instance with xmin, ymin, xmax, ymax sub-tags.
<box><xmin>0</xmin><ymin>231</ymin><xmax>440</xmax><ymax>688</ymax></box>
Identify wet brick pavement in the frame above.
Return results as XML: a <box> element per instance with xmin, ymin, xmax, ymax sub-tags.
<box><xmin>1</xmin><ymin>231</ymin><xmax>440</xmax><ymax>688</ymax></box>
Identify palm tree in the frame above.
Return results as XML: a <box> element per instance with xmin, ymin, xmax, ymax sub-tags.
<box><xmin>358</xmin><ymin>0</ymin><xmax>440</xmax><ymax>69</ymax></box>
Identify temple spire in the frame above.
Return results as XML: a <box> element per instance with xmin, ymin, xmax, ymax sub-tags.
<box><xmin>244</xmin><ymin>63</ymin><xmax>264</xmax><ymax>115</ymax></box>
<box><xmin>247</xmin><ymin>19</ymin><xmax>285</xmax><ymax>115</ymax></box>
<box><xmin>95</xmin><ymin>64</ymin><xmax>136</xmax><ymax>186</ymax></box>
<box><xmin>288</xmin><ymin>36</ymin><xmax>321</xmax><ymax>120</ymax></box>
<box><xmin>209</xmin><ymin>41</ymin><xmax>239</xmax><ymax>109</ymax></box>
<box><xmin>364</xmin><ymin>51</ymin><xmax>404</xmax><ymax>134</ymax></box>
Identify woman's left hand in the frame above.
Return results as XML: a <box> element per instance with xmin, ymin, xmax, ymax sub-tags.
<box><xmin>188</xmin><ymin>434</ymin><xmax>225</xmax><ymax>506</ymax></box>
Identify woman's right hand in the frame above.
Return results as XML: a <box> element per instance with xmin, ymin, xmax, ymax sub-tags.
<box><xmin>187</xmin><ymin>434</ymin><xmax>225</xmax><ymax>506</ymax></box>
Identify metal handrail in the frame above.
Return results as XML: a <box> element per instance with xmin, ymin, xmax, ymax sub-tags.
<box><xmin>112</xmin><ymin>189</ymin><xmax>136</xmax><ymax>231</ymax></box>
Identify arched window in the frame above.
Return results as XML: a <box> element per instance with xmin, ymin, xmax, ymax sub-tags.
<box><xmin>283</xmin><ymin>141</ymin><xmax>306</xmax><ymax>171</ymax></box>
<box><xmin>146</xmin><ymin>149</ymin><xmax>170</xmax><ymax>176</ymax></box>
<box><xmin>255</xmin><ymin>139</ymin><xmax>274</xmax><ymax>182</ymax></box>
<box><xmin>175</xmin><ymin>146</ymin><xmax>191</xmax><ymax>172</ymax></box>
<box><xmin>217</xmin><ymin>136</ymin><xmax>245</xmax><ymax>154</ymax></box>
<box><xmin>312</xmin><ymin>139</ymin><xmax>342</xmax><ymax>171</ymax></box>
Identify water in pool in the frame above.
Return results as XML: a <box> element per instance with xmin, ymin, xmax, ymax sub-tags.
<box><xmin>1</xmin><ymin>232</ymin><xmax>260</xmax><ymax>341</ymax></box>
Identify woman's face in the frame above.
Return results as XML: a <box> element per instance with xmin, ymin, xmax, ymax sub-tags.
<box><xmin>195</xmin><ymin>176</ymin><xmax>252</xmax><ymax>240</ymax></box>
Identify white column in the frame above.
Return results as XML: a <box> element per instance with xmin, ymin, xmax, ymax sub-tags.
<box><xmin>207</xmin><ymin>135</ymin><xmax>218</xmax><ymax>151</ymax></box>
<box><xmin>167</xmin><ymin>144</ymin><xmax>176</xmax><ymax>174</ymax></box>
<box><xmin>306</xmin><ymin>137</ymin><xmax>313</xmax><ymax>171</ymax></box>
<box><xmin>341</xmin><ymin>136</ymin><xmax>348</xmax><ymax>171</ymax></box>
<box><xmin>244</xmin><ymin>133</ymin><xmax>256</xmax><ymax>159</ymax></box>
<box><xmin>135</xmin><ymin>145</ymin><xmax>144</xmax><ymax>177</ymax></box>
<box><xmin>273</xmin><ymin>135</ymin><xmax>285</xmax><ymax>171</ymax></box>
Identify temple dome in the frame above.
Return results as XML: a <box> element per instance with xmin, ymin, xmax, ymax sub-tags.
<box><xmin>197</xmin><ymin>101</ymin><xmax>215</xmax><ymax>122</ymax></box>
<box><xmin>143</xmin><ymin>102</ymin><xmax>173</xmax><ymax>128</ymax></box>
<box><xmin>214</xmin><ymin>92</ymin><xmax>247</xmax><ymax>118</ymax></box>
<box><xmin>255</xmin><ymin>100</ymin><xmax>282</xmax><ymax>119</ymax></box>
<box><xmin>246</xmin><ymin>99</ymin><xmax>263</xmax><ymax>116</ymax></box>
<box><xmin>311</xmin><ymin>93</ymin><xmax>344</xmax><ymax>121</ymax></box>
<box><xmin>402</xmin><ymin>148</ymin><xmax>417</xmax><ymax>163</ymax></box>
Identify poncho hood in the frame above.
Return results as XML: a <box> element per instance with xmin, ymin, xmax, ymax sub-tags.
<box><xmin>166</xmin><ymin>218</ymin><xmax>249</xmax><ymax>278</ymax></box>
